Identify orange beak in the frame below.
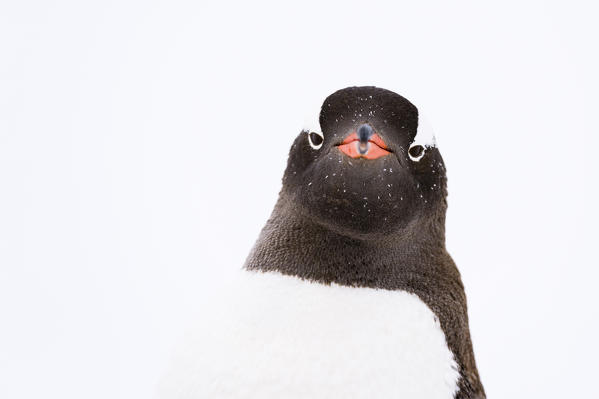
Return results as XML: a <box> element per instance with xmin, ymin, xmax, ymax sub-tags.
<box><xmin>337</xmin><ymin>132</ymin><xmax>391</xmax><ymax>160</ymax></box>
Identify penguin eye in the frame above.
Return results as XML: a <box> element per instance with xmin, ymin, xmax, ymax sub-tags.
<box><xmin>408</xmin><ymin>143</ymin><xmax>425</xmax><ymax>162</ymax></box>
<box><xmin>308</xmin><ymin>131</ymin><xmax>324</xmax><ymax>150</ymax></box>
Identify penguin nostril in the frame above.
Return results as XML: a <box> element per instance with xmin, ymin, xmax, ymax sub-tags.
<box><xmin>408</xmin><ymin>144</ymin><xmax>425</xmax><ymax>161</ymax></box>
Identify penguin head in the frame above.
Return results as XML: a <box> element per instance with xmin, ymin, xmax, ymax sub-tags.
<box><xmin>282</xmin><ymin>86</ymin><xmax>447</xmax><ymax>238</ymax></box>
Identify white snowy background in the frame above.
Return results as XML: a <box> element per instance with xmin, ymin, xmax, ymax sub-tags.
<box><xmin>1</xmin><ymin>1</ymin><xmax>598</xmax><ymax>398</ymax></box>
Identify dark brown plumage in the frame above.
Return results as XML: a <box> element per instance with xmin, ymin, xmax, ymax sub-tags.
<box><xmin>245</xmin><ymin>86</ymin><xmax>485</xmax><ymax>399</ymax></box>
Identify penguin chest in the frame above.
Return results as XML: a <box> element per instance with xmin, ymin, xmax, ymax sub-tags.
<box><xmin>160</xmin><ymin>271</ymin><xmax>459</xmax><ymax>399</ymax></box>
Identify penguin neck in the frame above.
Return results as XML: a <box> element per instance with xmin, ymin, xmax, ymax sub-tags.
<box><xmin>244</xmin><ymin>195</ymin><xmax>449</xmax><ymax>289</ymax></box>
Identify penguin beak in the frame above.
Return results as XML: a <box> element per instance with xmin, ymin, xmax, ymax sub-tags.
<box><xmin>357</xmin><ymin>124</ymin><xmax>373</xmax><ymax>155</ymax></box>
<box><xmin>337</xmin><ymin>124</ymin><xmax>391</xmax><ymax>160</ymax></box>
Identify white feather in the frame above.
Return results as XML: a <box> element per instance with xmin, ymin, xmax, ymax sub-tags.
<box><xmin>413</xmin><ymin>112</ymin><xmax>437</xmax><ymax>147</ymax></box>
<box><xmin>302</xmin><ymin>105</ymin><xmax>323</xmax><ymax>135</ymax></box>
<box><xmin>157</xmin><ymin>270</ymin><xmax>459</xmax><ymax>399</ymax></box>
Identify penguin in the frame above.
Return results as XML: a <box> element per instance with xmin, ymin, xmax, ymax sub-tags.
<box><xmin>157</xmin><ymin>86</ymin><xmax>485</xmax><ymax>399</ymax></box>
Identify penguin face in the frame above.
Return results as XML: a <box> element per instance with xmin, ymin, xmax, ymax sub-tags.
<box><xmin>282</xmin><ymin>86</ymin><xmax>447</xmax><ymax>238</ymax></box>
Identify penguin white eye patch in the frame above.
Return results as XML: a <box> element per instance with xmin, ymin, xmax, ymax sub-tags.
<box><xmin>408</xmin><ymin>143</ymin><xmax>426</xmax><ymax>162</ymax></box>
<box><xmin>307</xmin><ymin>130</ymin><xmax>324</xmax><ymax>150</ymax></box>
<box><xmin>408</xmin><ymin>112</ymin><xmax>436</xmax><ymax>162</ymax></box>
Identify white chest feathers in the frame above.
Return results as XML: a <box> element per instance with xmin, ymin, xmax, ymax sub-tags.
<box><xmin>157</xmin><ymin>271</ymin><xmax>459</xmax><ymax>399</ymax></box>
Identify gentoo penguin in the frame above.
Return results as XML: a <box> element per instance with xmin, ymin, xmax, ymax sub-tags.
<box><xmin>158</xmin><ymin>86</ymin><xmax>485</xmax><ymax>399</ymax></box>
